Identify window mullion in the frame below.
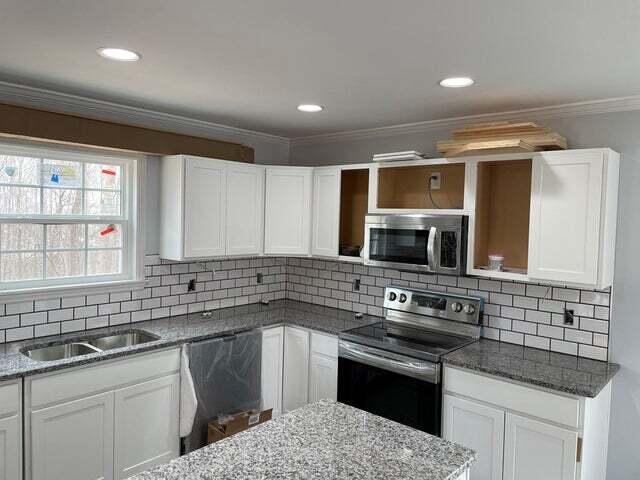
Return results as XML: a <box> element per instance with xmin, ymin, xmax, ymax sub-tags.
<box><xmin>42</xmin><ymin>223</ymin><xmax>47</xmax><ymax>280</ymax></box>
<box><xmin>84</xmin><ymin>223</ymin><xmax>88</xmax><ymax>276</ymax></box>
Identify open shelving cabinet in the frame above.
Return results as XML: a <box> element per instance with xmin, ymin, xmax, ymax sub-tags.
<box><xmin>338</xmin><ymin>167</ymin><xmax>370</xmax><ymax>259</ymax></box>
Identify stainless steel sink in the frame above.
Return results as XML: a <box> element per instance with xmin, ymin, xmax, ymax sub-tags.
<box><xmin>23</xmin><ymin>342</ymin><xmax>102</xmax><ymax>361</ymax></box>
<box><xmin>89</xmin><ymin>331</ymin><xmax>159</xmax><ymax>351</ymax></box>
<box><xmin>21</xmin><ymin>329</ymin><xmax>160</xmax><ymax>362</ymax></box>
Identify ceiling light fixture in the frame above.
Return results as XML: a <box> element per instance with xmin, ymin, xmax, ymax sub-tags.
<box><xmin>97</xmin><ymin>47</ymin><xmax>141</xmax><ymax>62</ymax></box>
<box><xmin>297</xmin><ymin>104</ymin><xmax>324</xmax><ymax>113</ymax></box>
<box><xmin>439</xmin><ymin>77</ymin><xmax>475</xmax><ymax>88</ymax></box>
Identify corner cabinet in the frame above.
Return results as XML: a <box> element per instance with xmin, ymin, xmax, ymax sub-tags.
<box><xmin>443</xmin><ymin>365</ymin><xmax>613</xmax><ymax>480</ymax></box>
<box><xmin>264</xmin><ymin>167</ymin><xmax>313</xmax><ymax>255</ymax></box>
<box><xmin>160</xmin><ymin>155</ymin><xmax>264</xmax><ymax>261</ymax></box>
<box><xmin>25</xmin><ymin>349</ymin><xmax>180</xmax><ymax>480</ymax></box>
<box><xmin>0</xmin><ymin>380</ymin><xmax>22</xmax><ymax>480</ymax></box>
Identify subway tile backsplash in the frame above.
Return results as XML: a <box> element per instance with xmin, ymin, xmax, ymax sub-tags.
<box><xmin>0</xmin><ymin>255</ymin><xmax>611</xmax><ymax>361</ymax></box>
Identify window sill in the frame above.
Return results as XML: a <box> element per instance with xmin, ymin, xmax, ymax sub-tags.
<box><xmin>0</xmin><ymin>279</ymin><xmax>146</xmax><ymax>303</ymax></box>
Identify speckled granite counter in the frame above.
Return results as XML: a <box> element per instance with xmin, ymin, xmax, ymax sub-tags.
<box><xmin>131</xmin><ymin>400</ymin><xmax>475</xmax><ymax>480</ymax></box>
<box><xmin>442</xmin><ymin>338</ymin><xmax>619</xmax><ymax>398</ymax></box>
<box><xmin>0</xmin><ymin>300</ymin><xmax>376</xmax><ymax>381</ymax></box>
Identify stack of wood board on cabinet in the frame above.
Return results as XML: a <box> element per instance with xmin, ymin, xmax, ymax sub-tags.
<box><xmin>437</xmin><ymin>121</ymin><xmax>567</xmax><ymax>157</ymax></box>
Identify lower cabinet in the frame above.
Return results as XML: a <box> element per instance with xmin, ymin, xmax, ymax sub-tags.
<box><xmin>0</xmin><ymin>380</ymin><xmax>22</xmax><ymax>480</ymax></box>
<box><xmin>114</xmin><ymin>375</ymin><xmax>180</xmax><ymax>479</ymax></box>
<box><xmin>263</xmin><ymin>326</ymin><xmax>338</xmax><ymax>416</ymax></box>
<box><xmin>443</xmin><ymin>395</ymin><xmax>504</xmax><ymax>480</ymax></box>
<box><xmin>503</xmin><ymin>413</ymin><xmax>577</xmax><ymax>480</ymax></box>
<box><xmin>26</xmin><ymin>348</ymin><xmax>180</xmax><ymax>480</ymax></box>
<box><xmin>443</xmin><ymin>365</ymin><xmax>612</xmax><ymax>480</ymax></box>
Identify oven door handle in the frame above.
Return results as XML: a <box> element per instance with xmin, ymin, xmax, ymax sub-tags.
<box><xmin>427</xmin><ymin>226</ymin><xmax>437</xmax><ymax>271</ymax></box>
<box><xmin>339</xmin><ymin>340</ymin><xmax>440</xmax><ymax>384</ymax></box>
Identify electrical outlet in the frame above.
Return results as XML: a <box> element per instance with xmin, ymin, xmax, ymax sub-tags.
<box><xmin>353</xmin><ymin>278</ymin><xmax>361</xmax><ymax>291</ymax></box>
<box><xmin>430</xmin><ymin>173</ymin><xmax>441</xmax><ymax>190</ymax></box>
<box><xmin>563</xmin><ymin>308</ymin><xmax>575</xmax><ymax>325</ymax></box>
<box><xmin>188</xmin><ymin>279</ymin><xmax>196</xmax><ymax>292</ymax></box>
<box><xmin>256</xmin><ymin>273</ymin><xmax>263</xmax><ymax>284</ymax></box>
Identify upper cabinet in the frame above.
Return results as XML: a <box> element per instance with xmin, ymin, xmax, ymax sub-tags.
<box><xmin>311</xmin><ymin>167</ymin><xmax>340</xmax><ymax>257</ymax></box>
<box><xmin>264</xmin><ymin>167</ymin><xmax>313</xmax><ymax>255</ymax></box>
<box><xmin>467</xmin><ymin>149</ymin><xmax>619</xmax><ymax>288</ymax></box>
<box><xmin>370</xmin><ymin>159</ymin><xmax>467</xmax><ymax>212</ymax></box>
<box><xmin>160</xmin><ymin>155</ymin><xmax>264</xmax><ymax>261</ymax></box>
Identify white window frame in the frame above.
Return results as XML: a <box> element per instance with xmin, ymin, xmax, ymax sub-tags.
<box><xmin>0</xmin><ymin>140</ymin><xmax>145</xmax><ymax>301</ymax></box>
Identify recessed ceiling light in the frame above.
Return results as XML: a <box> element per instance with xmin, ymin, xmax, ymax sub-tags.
<box><xmin>97</xmin><ymin>47</ymin><xmax>141</xmax><ymax>62</ymax></box>
<box><xmin>439</xmin><ymin>77</ymin><xmax>475</xmax><ymax>88</ymax></box>
<box><xmin>297</xmin><ymin>104</ymin><xmax>324</xmax><ymax>113</ymax></box>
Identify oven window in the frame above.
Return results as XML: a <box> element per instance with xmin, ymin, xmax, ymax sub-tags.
<box><xmin>337</xmin><ymin>357</ymin><xmax>441</xmax><ymax>435</ymax></box>
<box><xmin>368</xmin><ymin>228</ymin><xmax>429</xmax><ymax>265</ymax></box>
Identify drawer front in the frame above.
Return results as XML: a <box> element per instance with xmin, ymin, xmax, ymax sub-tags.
<box><xmin>310</xmin><ymin>332</ymin><xmax>338</xmax><ymax>358</ymax></box>
<box><xmin>30</xmin><ymin>348</ymin><xmax>180</xmax><ymax>408</ymax></box>
<box><xmin>0</xmin><ymin>381</ymin><xmax>20</xmax><ymax>417</ymax></box>
<box><xmin>444</xmin><ymin>366</ymin><xmax>581</xmax><ymax>429</ymax></box>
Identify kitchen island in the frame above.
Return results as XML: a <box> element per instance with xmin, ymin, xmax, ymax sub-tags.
<box><xmin>131</xmin><ymin>400</ymin><xmax>475</xmax><ymax>480</ymax></box>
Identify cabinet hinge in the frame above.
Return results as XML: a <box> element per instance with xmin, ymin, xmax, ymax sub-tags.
<box><xmin>576</xmin><ymin>437</ymin><xmax>583</xmax><ymax>463</ymax></box>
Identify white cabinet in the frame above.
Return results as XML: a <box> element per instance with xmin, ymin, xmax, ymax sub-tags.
<box><xmin>308</xmin><ymin>332</ymin><xmax>338</xmax><ymax>403</ymax></box>
<box><xmin>226</xmin><ymin>163</ymin><xmax>265</xmax><ymax>256</ymax></box>
<box><xmin>0</xmin><ymin>381</ymin><xmax>21</xmax><ymax>480</ymax></box>
<box><xmin>26</xmin><ymin>349</ymin><xmax>180</xmax><ymax>480</ymax></box>
<box><xmin>282</xmin><ymin>327</ymin><xmax>310</xmax><ymax>412</ymax></box>
<box><xmin>160</xmin><ymin>155</ymin><xmax>265</xmax><ymax>260</ymax></box>
<box><xmin>444</xmin><ymin>365</ymin><xmax>612</xmax><ymax>480</ymax></box>
<box><xmin>113</xmin><ymin>374</ymin><xmax>180</xmax><ymax>479</ymax></box>
<box><xmin>504</xmin><ymin>413</ymin><xmax>577</xmax><ymax>480</ymax></box>
<box><xmin>261</xmin><ymin>327</ymin><xmax>284</xmax><ymax>417</ymax></box>
<box><xmin>311</xmin><ymin>167</ymin><xmax>340</xmax><ymax>257</ymax></box>
<box><xmin>528</xmin><ymin>149</ymin><xmax>618</xmax><ymax>287</ymax></box>
<box><xmin>264</xmin><ymin>167</ymin><xmax>313</xmax><ymax>255</ymax></box>
<box><xmin>31</xmin><ymin>392</ymin><xmax>114</xmax><ymax>480</ymax></box>
<box><xmin>443</xmin><ymin>394</ymin><xmax>504</xmax><ymax>480</ymax></box>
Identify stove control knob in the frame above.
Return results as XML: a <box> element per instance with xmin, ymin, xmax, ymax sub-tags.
<box><xmin>463</xmin><ymin>304</ymin><xmax>476</xmax><ymax>315</ymax></box>
<box><xmin>399</xmin><ymin>293</ymin><xmax>407</xmax><ymax>303</ymax></box>
<box><xmin>450</xmin><ymin>302</ymin><xmax>463</xmax><ymax>313</ymax></box>
<box><xmin>388</xmin><ymin>292</ymin><xmax>397</xmax><ymax>301</ymax></box>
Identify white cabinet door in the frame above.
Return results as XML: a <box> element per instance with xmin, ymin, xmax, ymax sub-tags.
<box><xmin>227</xmin><ymin>164</ymin><xmax>265</xmax><ymax>256</ymax></box>
<box><xmin>504</xmin><ymin>412</ymin><xmax>578</xmax><ymax>480</ymax></box>
<box><xmin>309</xmin><ymin>353</ymin><xmax>338</xmax><ymax>403</ymax></box>
<box><xmin>443</xmin><ymin>394</ymin><xmax>505</xmax><ymax>480</ymax></box>
<box><xmin>261</xmin><ymin>327</ymin><xmax>284</xmax><ymax>417</ymax></box>
<box><xmin>311</xmin><ymin>167</ymin><xmax>340</xmax><ymax>257</ymax></box>
<box><xmin>113</xmin><ymin>374</ymin><xmax>180</xmax><ymax>479</ymax></box>
<box><xmin>528</xmin><ymin>150</ymin><xmax>604</xmax><ymax>285</ymax></box>
<box><xmin>183</xmin><ymin>157</ymin><xmax>227</xmax><ymax>258</ymax></box>
<box><xmin>31</xmin><ymin>391</ymin><xmax>114</xmax><ymax>480</ymax></box>
<box><xmin>0</xmin><ymin>415</ymin><xmax>20</xmax><ymax>480</ymax></box>
<box><xmin>264</xmin><ymin>167</ymin><xmax>312</xmax><ymax>255</ymax></box>
<box><xmin>282</xmin><ymin>327</ymin><xmax>310</xmax><ymax>413</ymax></box>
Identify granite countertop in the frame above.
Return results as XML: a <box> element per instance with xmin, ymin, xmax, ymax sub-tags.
<box><xmin>131</xmin><ymin>400</ymin><xmax>476</xmax><ymax>480</ymax></box>
<box><xmin>442</xmin><ymin>338</ymin><xmax>620</xmax><ymax>398</ymax></box>
<box><xmin>0</xmin><ymin>300</ymin><xmax>376</xmax><ymax>381</ymax></box>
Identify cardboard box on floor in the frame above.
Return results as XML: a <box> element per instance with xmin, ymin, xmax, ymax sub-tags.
<box><xmin>207</xmin><ymin>409</ymin><xmax>273</xmax><ymax>445</ymax></box>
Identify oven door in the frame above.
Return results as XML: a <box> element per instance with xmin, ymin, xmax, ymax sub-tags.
<box><xmin>337</xmin><ymin>340</ymin><xmax>442</xmax><ymax>435</ymax></box>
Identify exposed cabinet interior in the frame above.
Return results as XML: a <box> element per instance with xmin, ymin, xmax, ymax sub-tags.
<box><xmin>377</xmin><ymin>163</ymin><xmax>465</xmax><ymax>209</ymax></box>
<box><xmin>339</xmin><ymin>168</ymin><xmax>369</xmax><ymax>256</ymax></box>
<box><xmin>474</xmin><ymin>159</ymin><xmax>532</xmax><ymax>273</ymax></box>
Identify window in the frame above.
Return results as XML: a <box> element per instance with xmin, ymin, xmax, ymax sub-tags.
<box><xmin>0</xmin><ymin>142</ymin><xmax>143</xmax><ymax>295</ymax></box>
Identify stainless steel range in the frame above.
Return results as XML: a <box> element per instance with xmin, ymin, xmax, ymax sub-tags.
<box><xmin>337</xmin><ymin>285</ymin><xmax>483</xmax><ymax>436</ymax></box>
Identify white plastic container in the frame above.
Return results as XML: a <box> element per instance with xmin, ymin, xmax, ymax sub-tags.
<box><xmin>488</xmin><ymin>254</ymin><xmax>504</xmax><ymax>271</ymax></box>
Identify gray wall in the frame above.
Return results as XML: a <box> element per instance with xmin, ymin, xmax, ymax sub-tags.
<box><xmin>290</xmin><ymin>110</ymin><xmax>640</xmax><ymax>479</ymax></box>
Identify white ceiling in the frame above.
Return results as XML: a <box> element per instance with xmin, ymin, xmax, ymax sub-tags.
<box><xmin>1</xmin><ymin>0</ymin><xmax>639</xmax><ymax>138</ymax></box>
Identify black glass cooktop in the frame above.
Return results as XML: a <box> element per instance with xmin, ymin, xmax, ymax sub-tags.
<box><xmin>340</xmin><ymin>321</ymin><xmax>475</xmax><ymax>362</ymax></box>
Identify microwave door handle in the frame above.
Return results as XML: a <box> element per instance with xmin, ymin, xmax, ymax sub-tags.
<box><xmin>427</xmin><ymin>226</ymin><xmax>437</xmax><ymax>270</ymax></box>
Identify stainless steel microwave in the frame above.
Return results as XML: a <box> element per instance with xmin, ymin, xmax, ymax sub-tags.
<box><xmin>363</xmin><ymin>214</ymin><xmax>467</xmax><ymax>275</ymax></box>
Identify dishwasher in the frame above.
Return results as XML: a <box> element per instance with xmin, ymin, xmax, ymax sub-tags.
<box><xmin>182</xmin><ymin>329</ymin><xmax>262</xmax><ymax>453</ymax></box>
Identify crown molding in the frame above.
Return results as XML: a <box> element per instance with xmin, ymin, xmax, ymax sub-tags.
<box><xmin>0</xmin><ymin>80</ymin><xmax>289</xmax><ymax>147</ymax></box>
<box><xmin>291</xmin><ymin>95</ymin><xmax>640</xmax><ymax>146</ymax></box>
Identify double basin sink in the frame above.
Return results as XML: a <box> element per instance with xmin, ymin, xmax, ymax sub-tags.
<box><xmin>21</xmin><ymin>330</ymin><xmax>159</xmax><ymax>362</ymax></box>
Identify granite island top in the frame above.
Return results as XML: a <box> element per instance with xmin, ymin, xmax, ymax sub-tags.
<box><xmin>442</xmin><ymin>338</ymin><xmax>619</xmax><ymax>398</ymax></box>
<box><xmin>131</xmin><ymin>400</ymin><xmax>476</xmax><ymax>480</ymax></box>
<box><xmin>0</xmin><ymin>299</ymin><xmax>620</xmax><ymax>398</ymax></box>
<box><xmin>0</xmin><ymin>299</ymin><xmax>376</xmax><ymax>381</ymax></box>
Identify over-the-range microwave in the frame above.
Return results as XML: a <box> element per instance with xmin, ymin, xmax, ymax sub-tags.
<box><xmin>363</xmin><ymin>214</ymin><xmax>468</xmax><ymax>276</ymax></box>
